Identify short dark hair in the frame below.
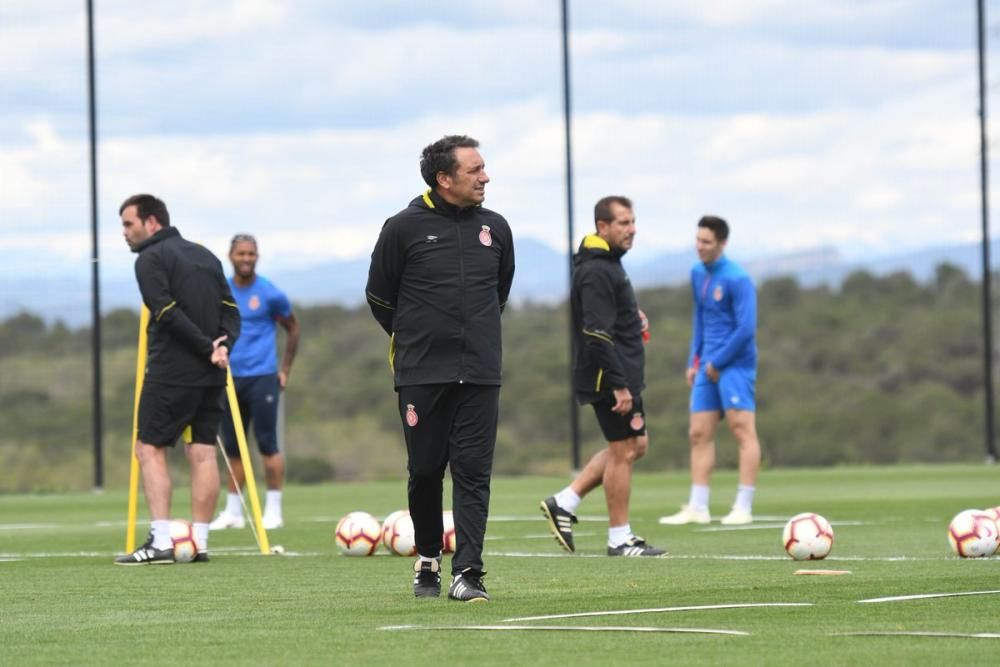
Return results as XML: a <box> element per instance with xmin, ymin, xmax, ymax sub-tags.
<box><xmin>698</xmin><ymin>215</ymin><xmax>729</xmax><ymax>242</ymax></box>
<box><xmin>420</xmin><ymin>135</ymin><xmax>480</xmax><ymax>188</ymax></box>
<box><xmin>230</xmin><ymin>233</ymin><xmax>258</xmax><ymax>252</ymax></box>
<box><xmin>119</xmin><ymin>194</ymin><xmax>170</xmax><ymax>227</ymax></box>
<box><xmin>594</xmin><ymin>195</ymin><xmax>633</xmax><ymax>228</ymax></box>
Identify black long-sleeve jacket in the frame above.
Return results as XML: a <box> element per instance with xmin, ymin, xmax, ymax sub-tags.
<box><xmin>571</xmin><ymin>234</ymin><xmax>645</xmax><ymax>404</ymax></box>
<box><xmin>366</xmin><ymin>189</ymin><xmax>515</xmax><ymax>387</ymax></box>
<box><xmin>133</xmin><ymin>226</ymin><xmax>241</xmax><ymax>387</ymax></box>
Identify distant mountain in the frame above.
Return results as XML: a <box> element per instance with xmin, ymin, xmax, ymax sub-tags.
<box><xmin>5</xmin><ymin>238</ymin><xmax>998</xmax><ymax>327</ymax></box>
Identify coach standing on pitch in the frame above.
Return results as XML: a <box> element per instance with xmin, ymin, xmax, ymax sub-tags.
<box><xmin>116</xmin><ymin>194</ymin><xmax>240</xmax><ymax>565</ymax></box>
<box><xmin>366</xmin><ymin>135</ymin><xmax>515</xmax><ymax>602</ymax></box>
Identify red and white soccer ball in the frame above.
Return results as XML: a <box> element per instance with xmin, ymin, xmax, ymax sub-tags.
<box><xmin>947</xmin><ymin>509</ymin><xmax>999</xmax><ymax>558</ymax></box>
<box><xmin>983</xmin><ymin>506</ymin><xmax>1000</xmax><ymax>544</ymax></box>
<box><xmin>335</xmin><ymin>511</ymin><xmax>382</xmax><ymax>556</ymax></box>
<box><xmin>381</xmin><ymin>510</ymin><xmax>417</xmax><ymax>557</ymax></box>
<box><xmin>442</xmin><ymin>509</ymin><xmax>456</xmax><ymax>554</ymax></box>
<box><xmin>782</xmin><ymin>512</ymin><xmax>834</xmax><ymax>561</ymax></box>
<box><xmin>169</xmin><ymin>519</ymin><xmax>198</xmax><ymax>563</ymax></box>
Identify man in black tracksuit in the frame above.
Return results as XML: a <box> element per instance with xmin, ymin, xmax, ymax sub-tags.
<box><xmin>116</xmin><ymin>193</ymin><xmax>241</xmax><ymax>566</ymax></box>
<box><xmin>540</xmin><ymin>196</ymin><xmax>665</xmax><ymax>557</ymax></box>
<box><xmin>366</xmin><ymin>135</ymin><xmax>515</xmax><ymax>602</ymax></box>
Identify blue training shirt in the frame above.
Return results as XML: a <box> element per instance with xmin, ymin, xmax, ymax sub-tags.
<box><xmin>228</xmin><ymin>275</ymin><xmax>292</xmax><ymax>378</ymax></box>
<box><xmin>688</xmin><ymin>255</ymin><xmax>757</xmax><ymax>371</ymax></box>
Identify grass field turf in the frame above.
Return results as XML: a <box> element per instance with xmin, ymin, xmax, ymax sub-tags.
<box><xmin>1</xmin><ymin>464</ymin><xmax>998</xmax><ymax>666</ymax></box>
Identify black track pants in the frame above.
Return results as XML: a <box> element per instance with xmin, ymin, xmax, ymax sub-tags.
<box><xmin>397</xmin><ymin>383</ymin><xmax>499</xmax><ymax>575</ymax></box>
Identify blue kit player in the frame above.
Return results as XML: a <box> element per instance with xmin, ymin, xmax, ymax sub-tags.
<box><xmin>660</xmin><ymin>215</ymin><xmax>761</xmax><ymax>526</ymax></box>
<box><xmin>211</xmin><ymin>234</ymin><xmax>300</xmax><ymax>531</ymax></box>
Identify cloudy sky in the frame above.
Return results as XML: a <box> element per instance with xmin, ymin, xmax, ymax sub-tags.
<box><xmin>2</xmin><ymin>0</ymin><xmax>998</xmax><ymax>292</ymax></box>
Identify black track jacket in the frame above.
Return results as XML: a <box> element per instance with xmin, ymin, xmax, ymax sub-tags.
<box><xmin>366</xmin><ymin>189</ymin><xmax>515</xmax><ymax>387</ymax></box>
<box><xmin>571</xmin><ymin>234</ymin><xmax>645</xmax><ymax>404</ymax></box>
<box><xmin>133</xmin><ymin>227</ymin><xmax>241</xmax><ymax>387</ymax></box>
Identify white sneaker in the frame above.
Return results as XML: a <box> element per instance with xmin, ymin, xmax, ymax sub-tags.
<box><xmin>209</xmin><ymin>511</ymin><xmax>245</xmax><ymax>530</ymax></box>
<box><xmin>720</xmin><ymin>507</ymin><xmax>753</xmax><ymax>525</ymax></box>
<box><xmin>658</xmin><ymin>504</ymin><xmax>711</xmax><ymax>525</ymax></box>
<box><xmin>262</xmin><ymin>514</ymin><xmax>284</xmax><ymax>530</ymax></box>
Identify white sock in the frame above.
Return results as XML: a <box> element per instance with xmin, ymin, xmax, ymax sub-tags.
<box><xmin>193</xmin><ymin>522</ymin><xmax>209</xmax><ymax>552</ymax></box>
<box><xmin>608</xmin><ymin>524</ymin><xmax>631</xmax><ymax>547</ymax></box>
<box><xmin>265</xmin><ymin>490</ymin><xmax>283</xmax><ymax>516</ymax></box>
<box><xmin>225</xmin><ymin>492</ymin><xmax>241</xmax><ymax>516</ymax></box>
<box><xmin>689</xmin><ymin>484</ymin><xmax>710</xmax><ymax>512</ymax></box>
<box><xmin>419</xmin><ymin>553</ymin><xmax>440</xmax><ymax>563</ymax></box>
<box><xmin>554</xmin><ymin>487</ymin><xmax>581</xmax><ymax>513</ymax></box>
<box><xmin>734</xmin><ymin>485</ymin><xmax>755</xmax><ymax>513</ymax></box>
<box><xmin>151</xmin><ymin>520</ymin><xmax>172</xmax><ymax>550</ymax></box>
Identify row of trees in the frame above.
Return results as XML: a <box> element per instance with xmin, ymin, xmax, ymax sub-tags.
<box><xmin>0</xmin><ymin>263</ymin><xmax>993</xmax><ymax>491</ymax></box>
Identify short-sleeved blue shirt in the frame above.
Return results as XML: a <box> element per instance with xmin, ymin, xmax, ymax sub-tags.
<box><xmin>228</xmin><ymin>275</ymin><xmax>292</xmax><ymax>378</ymax></box>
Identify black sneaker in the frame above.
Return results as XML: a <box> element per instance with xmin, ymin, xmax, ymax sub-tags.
<box><xmin>192</xmin><ymin>552</ymin><xmax>210</xmax><ymax>563</ymax></box>
<box><xmin>114</xmin><ymin>533</ymin><xmax>174</xmax><ymax>566</ymax></box>
<box><xmin>413</xmin><ymin>557</ymin><xmax>442</xmax><ymax>598</ymax></box>
<box><xmin>607</xmin><ymin>535</ymin><xmax>667</xmax><ymax>557</ymax></box>
<box><xmin>448</xmin><ymin>569</ymin><xmax>489</xmax><ymax>603</ymax></box>
<box><xmin>540</xmin><ymin>496</ymin><xmax>578</xmax><ymax>553</ymax></box>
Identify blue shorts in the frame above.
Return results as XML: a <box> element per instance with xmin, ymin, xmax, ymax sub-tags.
<box><xmin>220</xmin><ymin>374</ymin><xmax>281</xmax><ymax>456</ymax></box>
<box><xmin>689</xmin><ymin>366</ymin><xmax>756</xmax><ymax>414</ymax></box>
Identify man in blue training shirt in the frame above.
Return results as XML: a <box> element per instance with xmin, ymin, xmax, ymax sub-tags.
<box><xmin>660</xmin><ymin>216</ymin><xmax>762</xmax><ymax>526</ymax></box>
<box><xmin>211</xmin><ymin>234</ymin><xmax>300</xmax><ymax>531</ymax></box>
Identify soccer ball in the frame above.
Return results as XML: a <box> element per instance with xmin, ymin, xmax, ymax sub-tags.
<box><xmin>169</xmin><ymin>519</ymin><xmax>198</xmax><ymax>563</ymax></box>
<box><xmin>335</xmin><ymin>511</ymin><xmax>382</xmax><ymax>556</ymax></box>
<box><xmin>947</xmin><ymin>509</ymin><xmax>999</xmax><ymax>558</ymax></box>
<box><xmin>782</xmin><ymin>513</ymin><xmax>834</xmax><ymax>561</ymax></box>
<box><xmin>442</xmin><ymin>509</ymin><xmax>456</xmax><ymax>554</ymax></box>
<box><xmin>382</xmin><ymin>510</ymin><xmax>417</xmax><ymax>557</ymax></box>
<box><xmin>985</xmin><ymin>507</ymin><xmax>1000</xmax><ymax>554</ymax></box>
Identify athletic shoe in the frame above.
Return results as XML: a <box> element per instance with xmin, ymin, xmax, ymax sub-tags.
<box><xmin>413</xmin><ymin>557</ymin><xmax>442</xmax><ymax>598</ymax></box>
<box><xmin>114</xmin><ymin>533</ymin><xmax>174</xmax><ymax>566</ymax></box>
<box><xmin>262</xmin><ymin>514</ymin><xmax>284</xmax><ymax>530</ymax></box>
<box><xmin>448</xmin><ymin>569</ymin><xmax>489</xmax><ymax>603</ymax></box>
<box><xmin>720</xmin><ymin>507</ymin><xmax>753</xmax><ymax>525</ymax></box>
<box><xmin>607</xmin><ymin>535</ymin><xmax>667</xmax><ymax>557</ymax></box>
<box><xmin>540</xmin><ymin>496</ymin><xmax>578</xmax><ymax>553</ymax></box>
<box><xmin>209</xmin><ymin>511</ymin><xmax>245</xmax><ymax>530</ymax></box>
<box><xmin>192</xmin><ymin>552</ymin><xmax>210</xmax><ymax>563</ymax></box>
<box><xmin>658</xmin><ymin>504</ymin><xmax>711</xmax><ymax>525</ymax></box>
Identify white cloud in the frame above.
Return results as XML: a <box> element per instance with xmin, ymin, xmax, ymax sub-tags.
<box><xmin>1</xmin><ymin>1</ymin><xmax>998</xmax><ymax>284</ymax></box>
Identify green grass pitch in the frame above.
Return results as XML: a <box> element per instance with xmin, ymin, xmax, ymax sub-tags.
<box><xmin>1</xmin><ymin>464</ymin><xmax>998</xmax><ymax>665</ymax></box>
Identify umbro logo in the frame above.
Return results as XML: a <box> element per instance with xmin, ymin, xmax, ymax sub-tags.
<box><xmin>424</xmin><ymin>235</ymin><xmax>438</xmax><ymax>243</ymax></box>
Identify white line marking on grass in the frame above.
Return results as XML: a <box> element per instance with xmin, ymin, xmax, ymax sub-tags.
<box><xmin>0</xmin><ymin>523</ymin><xmax>61</xmax><ymax>530</ymax></box>
<box><xmin>834</xmin><ymin>631</ymin><xmax>1000</xmax><ymax>639</ymax></box>
<box><xmin>486</xmin><ymin>551</ymin><xmax>943</xmax><ymax>562</ymax></box>
<box><xmin>0</xmin><ymin>551</ymin><xmax>106</xmax><ymax>558</ymax></box>
<box><xmin>696</xmin><ymin>520</ymin><xmax>868</xmax><ymax>533</ymax></box>
<box><xmin>380</xmin><ymin>624</ymin><xmax>749</xmax><ymax>636</ymax></box>
<box><xmin>489</xmin><ymin>514</ymin><xmax>610</xmax><ymax>523</ymax></box>
<box><xmin>502</xmin><ymin>602</ymin><xmax>812</xmax><ymax>623</ymax></box>
<box><xmin>858</xmin><ymin>590</ymin><xmax>1000</xmax><ymax>604</ymax></box>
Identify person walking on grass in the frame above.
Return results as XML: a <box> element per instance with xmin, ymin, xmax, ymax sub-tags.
<box><xmin>540</xmin><ymin>196</ymin><xmax>666</xmax><ymax>558</ymax></box>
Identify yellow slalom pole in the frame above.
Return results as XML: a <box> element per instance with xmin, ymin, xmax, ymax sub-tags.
<box><xmin>125</xmin><ymin>306</ymin><xmax>150</xmax><ymax>553</ymax></box>
<box><xmin>225</xmin><ymin>366</ymin><xmax>271</xmax><ymax>554</ymax></box>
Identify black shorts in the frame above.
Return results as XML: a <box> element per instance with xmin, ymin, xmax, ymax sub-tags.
<box><xmin>221</xmin><ymin>374</ymin><xmax>281</xmax><ymax>457</ymax></box>
<box><xmin>591</xmin><ymin>393</ymin><xmax>647</xmax><ymax>442</ymax></box>
<box><xmin>137</xmin><ymin>381</ymin><xmax>225</xmax><ymax>447</ymax></box>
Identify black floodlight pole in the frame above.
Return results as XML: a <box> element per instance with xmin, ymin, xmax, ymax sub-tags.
<box><xmin>561</xmin><ymin>0</ymin><xmax>581</xmax><ymax>470</ymax></box>
<box><xmin>977</xmin><ymin>0</ymin><xmax>997</xmax><ymax>463</ymax></box>
<box><xmin>87</xmin><ymin>0</ymin><xmax>105</xmax><ymax>487</ymax></box>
